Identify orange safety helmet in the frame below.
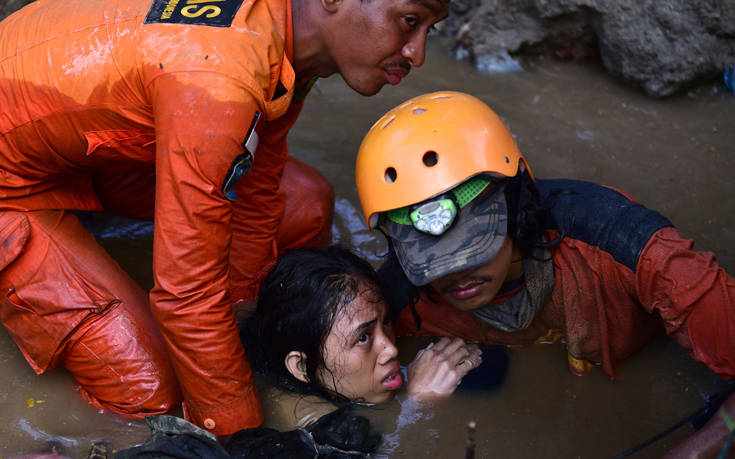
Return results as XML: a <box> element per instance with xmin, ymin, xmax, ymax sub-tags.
<box><xmin>355</xmin><ymin>91</ymin><xmax>532</xmax><ymax>229</ymax></box>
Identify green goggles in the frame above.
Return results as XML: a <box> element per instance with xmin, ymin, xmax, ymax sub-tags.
<box><xmin>385</xmin><ymin>176</ymin><xmax>494</xmax><ymax>236</ymax></box>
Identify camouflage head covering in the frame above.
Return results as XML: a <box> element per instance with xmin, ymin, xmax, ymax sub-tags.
<box><xmin>383</xmin><ymin>185</ymin><xmax>508</xmax><ymax>286</ymax></box>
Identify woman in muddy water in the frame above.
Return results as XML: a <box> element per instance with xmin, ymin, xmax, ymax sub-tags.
<box><xmin>239</xmin><ymin>245</ymin><xmax>494</xmax><ymax>428</ymax></box>
<box><xmin>113</xmin><ymin>245</ymin><xmax>494</xmax><ymax>458</ymax></box>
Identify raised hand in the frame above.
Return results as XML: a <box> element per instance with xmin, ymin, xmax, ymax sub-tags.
<box><xmin>405</xmin><ymin>337</ymin><xmax>483</xmax><ymax>400</ymax></box>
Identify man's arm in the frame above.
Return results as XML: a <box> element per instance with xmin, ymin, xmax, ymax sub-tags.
<box><xmin>149</xmin><ymin>71</ymin><xmax>271</xmax><ymax>435</ymax></box>
<box><xmin>663</xmin><ymin>392</ymin><xmax>735</xmax><ymax>459</ymax></box>
<box><xmin>636</xmin><ymin>226</ymin><xmax>735</xmax><ymax>380</ymax></box>
<box><xmin>227</xmin><ymin>99</ymin><xmax>304</xmax><ymax>304</ymax></box>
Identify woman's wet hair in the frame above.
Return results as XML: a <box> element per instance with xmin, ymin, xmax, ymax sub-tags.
<box><xmin>240</xmin><ymin>245</ymin><xmax>383</xmax><ymax>404</ymax></box>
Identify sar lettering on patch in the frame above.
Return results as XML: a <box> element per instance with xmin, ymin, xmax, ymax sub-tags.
<box><xmin>145</xmin><ymin>0</ymin><xmax>244</xmax><ymax>27</ymax></box>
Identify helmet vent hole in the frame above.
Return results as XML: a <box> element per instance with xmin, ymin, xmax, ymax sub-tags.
<box><xmin>505</xmin><ymin>156</ymin><xmax>510</xmax><ymax>163</ymax></box>
<box><xmin>422</xmin><ymin>151</ymin><xmax>438</xmax><ymax>167</ymax></box>
<box><xmin>381</xmin><ymin>117</ymin><xmax>395</xmax><ymax>129</ymax></box>
<box><xmin>384</xmin><ymin>167</ymin><xmax>397</xmax><ymax>183</ymax></box>
<box><xmin>412</xmin><ymin>108</ymin><xmax>426</xmax><ymax>115</ymax></box>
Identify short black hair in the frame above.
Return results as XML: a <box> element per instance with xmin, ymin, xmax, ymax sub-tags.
<box><xmin>240</xmin><ymin>245</ymin><xmax>383</xmax><ymax>404</ymax></box>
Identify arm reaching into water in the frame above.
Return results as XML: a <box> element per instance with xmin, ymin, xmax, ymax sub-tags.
<box><xmin>662</xmin><ymin>392</ymin><xmax>735</xmax><ymax>459</ymax></box>
<box><xmin>404</xmin><ymin>337</ymin><xmax>483</xmax><ymax>400</ymax></box>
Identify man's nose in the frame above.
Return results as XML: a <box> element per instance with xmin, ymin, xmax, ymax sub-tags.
<box><xmin>401</xmin><ymin>32</ymin><xmax>427</xmax><ymax>67</ymax></box>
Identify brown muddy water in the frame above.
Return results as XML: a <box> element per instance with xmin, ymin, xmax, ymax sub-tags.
<box><xmin>1</xmin><ymin>38</ymin><xmax>734</xmax><ymax>458</ymax></box>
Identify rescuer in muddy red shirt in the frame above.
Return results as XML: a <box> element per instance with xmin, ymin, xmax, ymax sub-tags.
<box><xmin>356</xmin><ymin>91</ymin><xmax>735</xmax><ymax>456</ymax></box>
<box><xmin>0</xmin><ymin>0</ymin><xmax>449</xmax><ymax>436</ymax></box>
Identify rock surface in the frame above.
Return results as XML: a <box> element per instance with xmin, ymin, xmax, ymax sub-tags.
<box><xmin>441</xmin><ymin>0</ymin><xmax>735</xmax><ymax>96</ymax></box>
<box><xmin>2</xmin><ymin>0</ymin><xmax>734</xmax><ymax>97</ymax></box>
<box><xmin>0</xmin><ymin>0</ymin><xmax>33</xmax><ymax>21</ymax></box>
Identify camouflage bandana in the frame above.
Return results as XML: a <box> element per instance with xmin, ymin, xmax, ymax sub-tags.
<box><xmin>383</xmin><ymin>185</ymin><xmax>508</xmax><ymax>286</ymax></box>
<box><xmin>472</xmin><ymin>246</ymin><xmax>554</xmax><ymax>332</ymax></box>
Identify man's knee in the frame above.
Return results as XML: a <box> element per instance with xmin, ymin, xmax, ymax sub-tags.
<box><xmin>61</xmin><ymin>302</ymin><xmax>182</xmax><ymax>418</ymax></box>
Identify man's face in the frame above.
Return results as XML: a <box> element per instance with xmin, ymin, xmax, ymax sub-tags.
<box><xmin>428</xmin><ymin>235</ymin><xmax>516</xmax><ymax>311</ymax></box>
<box><xmin>328</xmin><ymin>0</ymin><xmax>449</xmax><ymax>96</ymax></box>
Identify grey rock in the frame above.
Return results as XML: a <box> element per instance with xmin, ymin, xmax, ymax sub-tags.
<box><xmin>0</xmin><ymin>0</ymin><xmax>34</xmax><ymax>21</ymax></box>
<box><xmin>443</xmin><ymin>0</ymin><xmax>735</xmax><ymax>96</ymax></box>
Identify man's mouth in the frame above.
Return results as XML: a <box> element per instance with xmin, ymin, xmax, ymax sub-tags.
<box><xmin>446</xmin><ymin>278</ymin><xmax>489</xmax><ymax>300</ymax></box>
<box><xmin>385</xmin><ymin>63</ymin><xmax>410</xmax><ymax>85</ymax></box>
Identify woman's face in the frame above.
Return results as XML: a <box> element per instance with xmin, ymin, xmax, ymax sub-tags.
<box><xmin>317</xmin><ymin>284</ymin><xmax>402</xmax><ymax>404</ymax></box>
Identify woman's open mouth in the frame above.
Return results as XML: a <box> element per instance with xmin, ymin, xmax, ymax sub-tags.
<box><xmin>382</xmin><ymin>367</ymin><xmax>403</xmax><ymax>390</ymax></box>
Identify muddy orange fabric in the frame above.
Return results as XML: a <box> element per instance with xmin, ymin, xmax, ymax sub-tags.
<box><xmin>397</xmin><ymin>227</ymin><xmax>735</xmax><ymax>380</ymax></box>
<box><xmin>0</xmin><ymin>160</ymin><xmax>331</xmax><ymax>421</ymax></box>
<box><xmin>0</xmin><ymin>0</ymin><xmax>331</xmax><ymax>435</ymax></box>
<box><xmin>396</xmin><ymin>193</ymin><xmax>735</xmax><ymax>380</ymax></box>
<box><xmin>0</xmin><ymin>210</ymin><xmax>182</xmax><ymax>417</ymax></box>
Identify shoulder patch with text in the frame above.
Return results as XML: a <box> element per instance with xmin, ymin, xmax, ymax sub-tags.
<box><xmin>144</xmin><ymin>0</ymin><xmax>244</xmax><ymax>27</ymax></box>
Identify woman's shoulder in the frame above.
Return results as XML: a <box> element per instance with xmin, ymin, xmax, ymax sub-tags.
<box><xmin>259</xmin><ymin>385</ymin><xmax>338</xmax><ymax>431</ymax></box>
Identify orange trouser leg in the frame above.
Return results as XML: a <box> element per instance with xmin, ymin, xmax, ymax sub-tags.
<box><xmin>0</xmin><ymin>210</ymin><xmax>181</xmax><ymax>417</ymax></box>
<box><xmin>275</xmin><ymin>156</ymin><xmax>335</xmax><ymax>251</ymax></box>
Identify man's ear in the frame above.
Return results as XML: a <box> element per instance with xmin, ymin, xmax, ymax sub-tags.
<box><xmin>320</xmin><ymin>0</ymin><xmax>344</xmax><ymax>14</ymax></box>
<box><xmin>285</xmin><ymin>351</ymin><xmax>310</xmax><ymax>383</ymax></box>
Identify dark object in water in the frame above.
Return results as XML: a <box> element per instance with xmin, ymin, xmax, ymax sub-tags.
<box><xmin>465</xmin><ymin>421</ymin><xmax>476</xmax><ymax>459</ymax></box>
<box><xmin>114</xmin><ymin>415</ymin><xmax>229</xmax><ymax>459</ymax></box>
<box><xmin>457</xmin><ymin>344</ymin><xmax>509</xmax><ymax>393</ymax></box>
<box><xmin>613</xmin><ymin>381</ymin><xmax>735</xmax><ymax>459</ymax></box>
<box><xmin>226</xmin><ymin>428</ymin><xmax>316</xmax><ymax>459</ymax></box>
<box><xmin>227</xmin><ymin>407</ymin><xmax>380</xmax><ymax>458</ymax></box>
<box><xmin>307</xmin><ymin>406</ymin><xmax>381</xmax><ymax>455</ymax></box>
<box><xmin>115</xmin><ymin>411</ymin><xmax>379</xmax><ymax>458</ymax></box>
<box><xmin>227</xmin><ymin>408</ymin><xmax>380</xmax><ymax>459</ymax></box>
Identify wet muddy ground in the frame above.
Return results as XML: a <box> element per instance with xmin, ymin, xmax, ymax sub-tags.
<box><xmin>1</xmin><ymin>38</ymin><xmax>733</xmax><ymax>458</ymax></box>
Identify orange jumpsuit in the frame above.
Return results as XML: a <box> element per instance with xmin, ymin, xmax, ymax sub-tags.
<box><xmin>0</xmin><ymin>0</ymin><xmax>333</xmax><ymax>435</ymax></box>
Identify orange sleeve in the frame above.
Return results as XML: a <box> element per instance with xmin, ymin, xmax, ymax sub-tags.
<box><xmin>637</xmin><ymin>227</ymin><xmax>735</xmax><ymax>380</ymax></box>
<box><xmin>149</xmin><ymin>71</ymin><xmax>265</xmax><ymax>435</ymax></box>
<box><xmin>228</xmin><ymin>94</ymin><xmax>306</xmax><ymax>302</ymax></box>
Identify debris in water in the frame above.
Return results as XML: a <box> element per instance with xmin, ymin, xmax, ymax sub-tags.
<box><xmin>26</xmin><ymin>398</ymin><xmax>46</xmax><ymax>408</ymax></box>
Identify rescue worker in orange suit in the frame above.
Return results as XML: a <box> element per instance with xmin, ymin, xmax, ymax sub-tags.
<box><xmin>0</xmin><ymin>0</ymin><xmax>449</xmax><ymax>438</ymax></box>
<box><xmin>356</xmin><ymin>92</ymin><xmax>735</xmax><ymax>456</ymax></box>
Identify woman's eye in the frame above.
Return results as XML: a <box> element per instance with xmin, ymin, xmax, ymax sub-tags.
<box><xmin>357</xmin><ymin>333</ymin><xmax>370</xmax><ymax>344</ymax></box>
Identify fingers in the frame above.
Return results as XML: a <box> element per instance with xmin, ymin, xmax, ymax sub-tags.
<box><xmin>416</xmin><ymin>338</ymin><xmax>483</xmax><ymax>374</ymax></box>
<box><xmin>405</xmin><ymin>338</ymin><xmax>486</xmax><ymax>400</ymax></box>
<box><xmin>431</xmin><ymin>338</ymin><xmax>482</xmax><ymax>365</ymax></box>
<box><xmin>455</xmin><ymin>353</ymin><xmax>483</xmax><ymax>378</ymax></box>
